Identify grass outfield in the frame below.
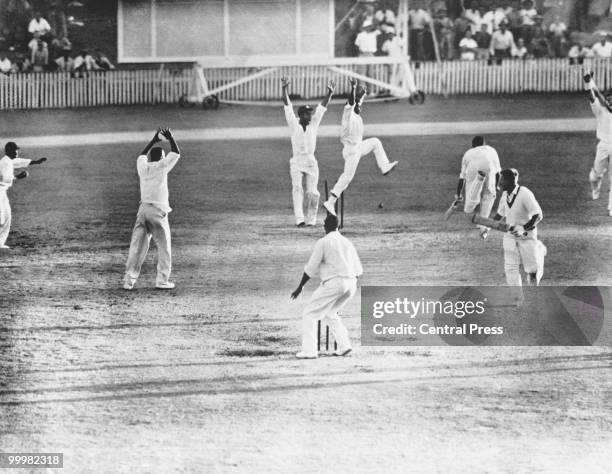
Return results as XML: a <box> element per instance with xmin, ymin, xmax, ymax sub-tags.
<box><xmin>1</xmin><ymin>102</ymin><xmax>612</xmax><ymax>472</ymax></box>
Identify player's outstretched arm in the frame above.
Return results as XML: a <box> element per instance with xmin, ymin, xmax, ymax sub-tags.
<box><xmin>348</xmin><ymin>78</ymin><xmax>357</xmax><ymax>106</ymax></box>
<box><xmin>160</xmin><ymin>128</ymin><xmax>180</xmax><ymax>155</ymax></box>
<box><xmin>281</xmin><ymin>76</ymin><xmax>290</xmax><ymax>106</ymax></box>
<box><xmin>320</xmin><ymin>80</ymin><xmax>335</xmax><ymax>108</ymax></box>
<box><xmin>29</xmin><ymin>157</ymin><xmax>47</xmax><ymax>165</ymax></box>
<box><xmin>455</xmin><ymin>178</ymin><xmax>465</xmax><ymax>200</ymax></box>
<box><xmin>141</xmin><ymin>128</ymin><xmax>162</xmax><ymax>156</ymax></box>
<box><xmin>290</xmin><ymin>272</ymin><xmax>311</xmax><ymax>299</ymax></box>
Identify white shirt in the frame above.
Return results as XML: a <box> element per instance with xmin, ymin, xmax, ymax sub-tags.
<box><xmin>459</xmin><ymin>38</ymin><xmax>478</xmax><ymax>60</ymax></box>
<box><xmin>591</xmin><ymin>41</ymin><xmax>612</xmax><ymax>58</ymax></box>
<box><xmin>340</xmin><ymin>104</ymin><xmax>364</xmax><ymax>148</ymax></box>
<box><xmin>28</xmin><ymin>17</ymin><xmax>51</xmax><ymax>35</ymax></box>
<box><xmin>284</xmin><ymin>102</ymin><xmax>326</xmax><ymax>166</ymax></box>
<box><xmin>136</xmin><ymin>152</ymin><xmax>180</xmax><ymax>212</ymax></box>
<box><xmin>549</xmin><ymin>22</ymin><xmax>567</xmax><ymax>36</ymax></box>
<box><xmin>409</xmin><ymin>9</ymin><xmax>431</xmax><ymax>30</ymax></box>
<box><xmin>0</xmin><ymin>156</ymin><xmax>31</xmax><ymax>190</ymax></box>
<box><xmin>520</xmin><ymin>8</ymin><xmax>538</xmax><ymax>26</ymax></box>
<box><xmin>591</xmin><ymin>100</ymin><xmax>612</xmax><ymax>143</ymax></box>
<box><xmin>490</xmin><ymin>29</ymin><xmax>515</xmax><ymax>52</ymax></box>
<box><xmin>304</xmin><ymin>231</ymin><xmax>363</xmax><ymax>282</ymax></box>
<box><xmin>355</xmin><ymin>31</ymin><xmax>380</xmax><ymax>54</ymax></box>
<box><xmin>497</xmin><ymin>185</ymin><xmax>542</xmax><ymax>238</ymax></box>
<box><xmin>0</xmin><ymin>58</ymin><xmax>11</xmax><ymax>74</ymax></box>
<box><xmin>382</xmin><ymin>37</ymin><xmax>402</xmax><ymax>57</ymax></box>
<box><xmin>460</xmin><ymin>145</ymin><xmax>501</xmax><ymax>180</ymax></box>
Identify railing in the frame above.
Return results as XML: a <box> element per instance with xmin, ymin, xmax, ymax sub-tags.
<box><xmin>0</xmin><ymin>58</ymin><xmax>608</xmax><ymax>110</ymax></box>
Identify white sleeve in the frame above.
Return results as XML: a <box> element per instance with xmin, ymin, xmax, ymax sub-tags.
<box><xmin>591</xmin><ymin>100</ymin><xmax>602</xmax><ymax>118</ymax></box>
<box><xmin>28</xmin><ymin>20</ymin><xmax>35</xmax><ymax>33</ymax></box>
<box><xmin>523</xmin><ymin>189</ymin><xmax>542</xmax><ymax>219</ymax></box>
<box><xmin>459</xmin><ymin>152</ymin><xmax>468</xmax><ymax>179</ymax></box>
<box><xmin>160</xmin><ymin>152</ymin><xmax>180</xmax><ymax>172</ymax></box>
<box><xmin>136</xmin><ymin>155</ymin><xmax>148</xmax><ymax>175</ymax></box>
<box><xmin>0</xmin><ymin>164</ymin><xmax>12</xmax><ymax>186</ymax></box>
<box><xmin>283</xmin><ymin>104</ymin><xmax>297</xmax><ymax>131</ymax></box>
<box><xmin>351</xmin><ymin>243</ymin><xmax>363</xmax><ymax>277</ymax></box>
<box><xmin>497</xmin><ymin>193</ymin><xmax>508</xmax><ymax>217</ymax></box>
<box><xmin>12</xmin><ymin>158</ymin><xmax>32</xmax><ymax>169</ymax></box>
<box><xmin>304</xmin><ymin>240</ymin><xmax>324</xmax><ymax>278</ymax></box>
<box><xmin>311</xmin><ymin>104</ymin><xmax>327</xmax><ymax>126</ymax></box>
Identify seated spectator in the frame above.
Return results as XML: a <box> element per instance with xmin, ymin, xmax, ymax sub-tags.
<box><xmin>512</xmin><ymin>37</ymin><xmax>529</xmax><ymax>58</ymax></box>
<box><xmin>520</xmin><ymin>0</ymin><xmax>539</xmax><ymax>43</ymax></box>
<box><xmin>54</xmin><ymin>50</ymin><xmax>74</xmax><ymax>72</ymax></box>
<box><xmin>434</xmin><ymin>9</ymin><xmax>454</xmax><ymax>60</ymax></box>
<box><xmin>528</xmin><ymin>26</ymin><xmax>551</xmax><ymax>58</ymax></box>
<box><xmin>28</xmin><ymin>12</ymin><xmax>52</xmax><ymax>38</ymax></box>
<box><xmin>32</xmin><ymin>40</ymin><xmax>48</xmax><ymax>72</ymax></box>
<box><xmin>591</xmin><ymin>34</ymin><xmax>612</xmax><ymax>58</ymax></box>
<box><xmin>355</xmin><ymin>23</ymin><xmax>380</xmax><ymax>57</ymax></box>
<box><xmin>94</xmin><ymin>50</ymin><xmax>115</xmax><ymax>70</ymax></box>
<box><xmin>474</xmin><ymin>23</ymin><xmax>492</xmax><ymax>58</ymax></box>
<box><xmin>0</xmin><ymin>52</ymin><xmax>12</xmax><ymax>75</ymax></box>
<box><xmin>51</xmin><ymin>36</ymin><xmax>72</xmax><ymax>59</ymax></box>
<box><xmin>568</xmin><ymin>41</ymin><xmax>593</xmax><ymax>61</ymax></box>
<box><xmin>28</xmin><ymin>32</ymin><xmax>47</xmax><ymax>63</ymax></box>
<box><xmin>459</xmin><ymin>30</ymin><xmax>478</xmax><ymax>60</ymax></box>
<box><xmin>73</xmin><ymin>50</ymin><xmax>99</xmax><ymax>74</ymax></box>
<box><xmin>490</xmin><ymin>21</ymin><xmax>515</xmax><ymax>58</ymax></box>
<box><xmin>548</xmin><ymin>15</ymin><xmax>567</xmax><ymax>58</ymax></box>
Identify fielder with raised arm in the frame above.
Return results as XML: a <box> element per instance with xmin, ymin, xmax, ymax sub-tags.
<box><xmin>123</xmin><ymin>128</ymin><xmax>181</xmax><ymax>290</ymax></box>
<box><xmin>282</xmin><ymin>76</ymin><xmax>334</xmax><ymax>227</ymax></box>
<box><xmin>493</xmin><ymin>169</ymin><xmax>546</xmax><ymax>286</ymax></box>
<box><xmin>323</xmin><ymin>78</ymin><xmax>398</xmax><ymax>216</ymax></box>
<box><xmin>453</xmin><ymin>136</ymin><xmax>501</xmax><ymax>239</ymax></box>
<box><xmin>0</xmin><ymin>142</ymin><xmax>47</xmax><ymax>249</ymax></box>
<box><xmin>584</xmin><ymin>71</ymin><xmax>612</xmax><ymax>215</ymax></box>
<box><xmin>290</xmin><ymin>214</ymin><xmax>362</xmax><ymax>359</ymax></box>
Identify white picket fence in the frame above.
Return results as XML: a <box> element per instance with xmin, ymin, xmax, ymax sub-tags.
<box><xmin>0</xmin><ymin>58</ymin><xmax>608</xmax><ymax>110</ymax></box>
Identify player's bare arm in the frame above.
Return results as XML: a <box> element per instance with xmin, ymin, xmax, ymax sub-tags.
<box><xmin>348</xmin><ymin>78</ymin><xmax>357</xmax><ymax>106</ymax></box>
<box><xmin>320</xmin><ymin>80</ymin><xmax>335</xmax><ymax>108</ymax></box>
<box><xmin>281</xmin><ymin>76</ymin><xmax>290</xmax><ymax>106</ymax></box>
<box><xmin>29</xmin><ymin>157</ymin><xmax>47</xmax><ymax>165</ymax></box>
<box><xmin>523</xmin><ymin>213</ymin><xmax>542</xmax><ymax>231</ymax></box>
<box><xmin>290</xmin><ymin>272</ymin><xmax>311</xmax><ymax>299</ymax></box>
<box><xmin>141</xmin><ymin>128</ymin><xmax>162</xmax><ymax>155</ymax></box>
<box><xmin>455</xmin><ymin>178</ymin><xmax>465</xmax><ymax>201</ymax></box>
<box><xmin>160</xmin><ymin>128</ymin><xmax>180</xmax><ymax>155</ymax></box>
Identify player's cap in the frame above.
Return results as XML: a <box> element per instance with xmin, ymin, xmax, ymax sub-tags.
<box><xmin>297</xmin><ymin>105</ymin><xmax>314</xmax><ymax>115</ymax></box>
<box><xmin>4</xmin><ymin>142</ymin><xmax>19</xmax><ymax>154</ymax></box>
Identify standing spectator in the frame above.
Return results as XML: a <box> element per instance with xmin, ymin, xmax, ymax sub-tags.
<box><xmin>520</xmin><ymin>0</ymin><xmax>539</xmax><ymax>43</ymax></box>
<box><xmin>434</xmin><ymin>9</ymin><xmax>454</xmax><ymax>60</ymax></box>
<box><xmin>409</xmin><ymin>7</ymin><xmax>432</xmax><ymax>60</ymax></box>
<box><xmin>28</xmin><ymin>12</ymin><xmax>52</xmax><ymax>39</ymax></box>
<box><xmin>591</xmin><ymin>34</ymin><xmax>612</xmax><ymax>58</ymax></box>
<box><xmin>355</xmin><ymin>23</ymin><xmax>380</xmax><ymax>57</ymax></box>
<box><xmin>459</xmin><ymin>30</ymin><xmax>478</xmax><ymax>60</ymax></box>
<box><xmin>474</xmin><ymin>23</ymin><xmax>492</xmax><ymax>59</ymax></box>
<box><xmin>0</xmin><ymin>52</ymin><xmax>12</xmax><ymax>75</ymax></box>
<box><xmin>483</xmin><ymin>2</ymin><xmax>507</xmax><ymax>34</ymax></box>
<box><xmin>547</xmin><ymin>15</ymin><xmax>567</xmax><ymax>58</ymax></box>
<box><xmin>32</xmin><ymin>40</ymin><xmax>48</xmax><ymax>72</ymax></box>
<box><xmin>490</xmin><ymin>21</ymin><xmax>515</xmax><ymax>59</ymax></box>
<box><xmin>464</xmin><ymin>1</ymin><xmax>481</xmax><ymax>33</ymax></box>
<box><xmin>528</xmin><ymin>26</ymin><xmax>551</xmax><ymax>58</ymax></box>
<box><xmin>512</xmin><ymin>37</ymin><xmax>529</xmax><ymax>58</ymax></box>
<box><xmin>506</xmin><ymin>0</ymin><xmax>523</xmax><ymax>41</ymax></box>
<box><xmin>28</xmin><ymin>33</ymin><xmax>46</xmax><ymax>64</ymax></box>
<box><xmin>453</xmin><ymin>12</ymin><xmax>472</xmax><ymax>53</ymax></box>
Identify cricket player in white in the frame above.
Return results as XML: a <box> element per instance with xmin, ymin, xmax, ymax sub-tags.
<box><xmin>494</xmin><ymin>169</ymin><xmax>546</xmax><ymax>286</ymax></box>
<box><xmin>454</xmin><ymin>136</ymin><xmax>501</xmax><ymax>239</ymax></box>
<box><xmin>0</xmin><ymin>142</ymin><xmax>47</xmax><ymax>249</ymax></box>
<box><xmin>291</xmin><ymin>214</ymin><xmax>363</xmax><ymax>359</ymax></box>
<box><xmin>323</xmin><ymin>79</ymin><xmax>398</xmax><ymax>216</ymax></box>
<box><xmin>281</xmin><ymin>76</ymin><xmax>334</xmax><ymax>227</ymax></box>
<box><xmin>124</xmin><ymin>128</ymin><xmax>180</xmax><ymax>290</ymax></box>
<box><xmin>584</xmin><ymin>71</ymin><xmax>612</xmax><ymax>215</ymax></box>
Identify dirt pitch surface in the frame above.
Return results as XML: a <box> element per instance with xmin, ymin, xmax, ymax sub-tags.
<box><xmin>1</xmin><ymin>94</ymin><xmax>612</xmax><ymax>473</ymax></box>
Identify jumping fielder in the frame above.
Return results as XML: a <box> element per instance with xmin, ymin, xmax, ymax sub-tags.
<box><xmin>584</xmin><ymin>71</ymin><xmax>612</xmax><ymax>215</ymax></box>
<box><xmin>290</xmin><ymin>214</ymin><xmax>362</xmax><ymax>359</ymax></box>
<box><xmin>453</xmin><ymin>136</ymin><xmax>501</xmax><ymax>239</ymax></box>
<box><xmin>323</xmin><ymin>79</ymin><xmax>398</xmax><ymax>216</ymax></box>
<box><xmin>493</xmin><ymin>169</ymin><xmax>546</xmax><ymax>286</ymax></box>
<box><xmin>0</xmin><ymin>142</ymin><xmax>47</xmax><ymax>249</ymax></box>
<box><xmin>281</xmin><ymin>76</ymin><xmax>334</xmax><ymax>227</ymax></box>
<box><xmin>123</xmin><ymin>128</ymin><xmax>180</xmax><ymax>290</ymax></box>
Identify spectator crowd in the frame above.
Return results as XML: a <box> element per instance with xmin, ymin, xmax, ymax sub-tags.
<box><xmin>346</xmin><ymin>0</ymin><xmax>612</xmax><ymax>63</ymax></box>
<box><xmin>0</xmin><ymin>10</ymin><xmax>114</xmax><ymax>76</ymax></box>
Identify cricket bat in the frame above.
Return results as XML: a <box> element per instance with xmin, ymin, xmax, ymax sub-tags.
<box><xmin>443</xmin><ymin>199</ymin><xmax>461</xmax><ymax>220</ymax></box>
<box><xmin>472</xmin><ymin>215</ymin><xmax>527</xmax><ymax>235</ymax></box>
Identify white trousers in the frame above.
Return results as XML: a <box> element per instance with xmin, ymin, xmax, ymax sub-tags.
<box><xmin>290</xmin><ymin>160</ymin><xmax>320</xmax><ymax>225</ymax></box>
<box><xmin>124</xmin><ymin>203</ymin><xmax>172</xmax><ymax>286</ymax></box>
<box><xmin>591</xmin><ymin>140</ymin><xmax>612</xmax><ymax>211</ymax></box>
<box><xmin>503</xmin><ymin>234</ymin><xmax>546</xmax><ymax>286</ymax></box>
<box><xmin>301</xmin><ymin>277</ymin><xmax>356</xmax><ymax>355</ymax></box>
<box><xmin>330</xmin><ymin>138</ymin><xmax>390</xmax><ymax>197</ymax></box>
<box><xmin>464</xmin><ymin>171</ymin><xmax>496</xmax><ymax>230</ymax></box>
<box><xmin>0</xmin><ymin>190</ymin><xmax>11</xmax><ymax>247</ymax></box>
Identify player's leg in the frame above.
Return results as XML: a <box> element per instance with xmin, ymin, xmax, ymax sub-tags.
<box><xmin>124</xmin><ymin>205</ymin><xmax>152</xmax><ymax>289</ymax></box>
<box><xmin>589</xmin><ymin>141</ymin><xmax>609</xmax><ymax>200</ymax></box>
<box><xmin>360</xmin><ymin>137</ymin><xmax>397</xmax><ymax>175</ymax></box>
<box><xmin>299</xmin><ymin>281</ymin><xmax>345</xmax><ymax>358</ymax></box>
<box><xmin>0</xmin><ymin>192</ymin><xmax>11</xmax><ymax>248</ymax></box>
<box><xmin>518</xmin><ymin>238</ymin><xmax>546</xmax><ymax>286</ymax></box>
<box><xmin>321</xmin><ymin>278</ymin><xmax>357</xmax><ymax>355</ymax></box>
<box><xmin>477</xmin><ymin>173</ymin><xmax>496</xmax><ymax>238</ymax></box>
<box><xmin>290</xmin><ymin>162</ymin><xmax>306</xmax><ymax>226</ymax></box>
<box><xmin>503</xmin><ymin>235</ymin><xmax>522</xmax><ymax>286</ymax></box>
<box><xmin>147</xmin><ymin>205</ymin><xmax>173</xmax><ymax>288</ymax></box>
<box><xmin>607</xmin><ymin>158</ymin><xmax>612</xmax><ymax>215</ymax></box>
<box><xmin>304</xmin><ymin>164</ymin><xmax>320</xmax><ymax>226</ymax></box>
<box><xmin>325</xmin><ymin>150</ymin><xmax>361</xmax><ymax>215</ymax></box>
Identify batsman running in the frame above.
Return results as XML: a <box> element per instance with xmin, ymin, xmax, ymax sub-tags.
<box><xmin>450</xmin><ymin>135</ymin><xmax>501</xmax><ymax>239</ymax></box>
<box><xmin>282</xmin><ymin>76</ymin><xmax>334</xmax><ymax>227</ymax></box>
<box><xmin>584</xmin><ymin>71</ymin><xmax>612</xmax><ymax>215</ymax></box>
<box><xmin>493</xmin><ymin>169</ymin><xmax>546</xmax><ymax>286</ymax></box>
<box><xmin>323</xmin><ymin>78</ymin><xmax>398</xmax><ymax>216</ymax></box>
